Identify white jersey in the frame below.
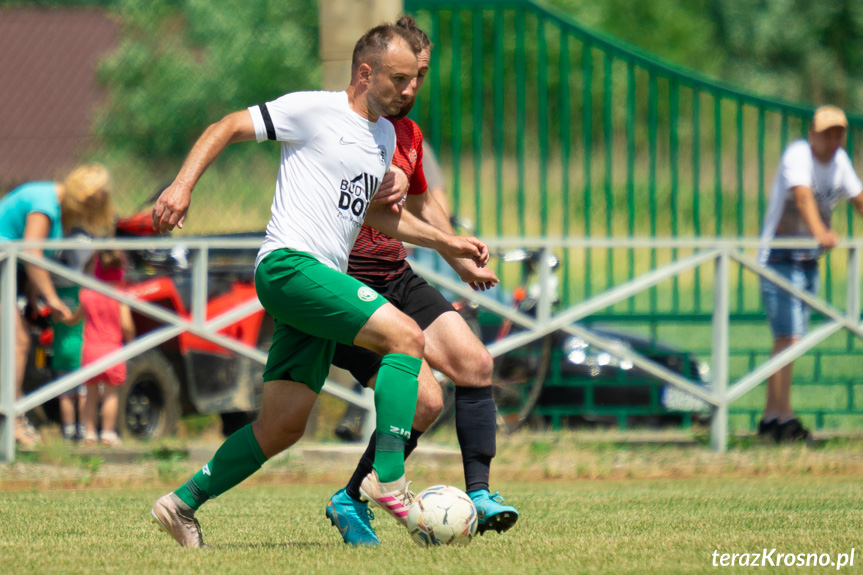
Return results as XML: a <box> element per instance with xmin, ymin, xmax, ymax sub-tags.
<box><xmin>249</xmin><ymin>91</ymin><xmax>395</xmax><ymax>272</ymax></box>
<box><xmin>758</xmin><ymin>139</ymin><xmax>862</xmax><ymax>264</ymax></box>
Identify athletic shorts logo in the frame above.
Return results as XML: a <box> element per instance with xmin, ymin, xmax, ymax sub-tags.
<box><xmin>358</xmin><ymin>286</ymin><xmax>378</xmax><ymax>302</ymax></box>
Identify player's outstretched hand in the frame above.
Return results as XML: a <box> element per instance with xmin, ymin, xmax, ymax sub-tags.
<box><xmin>444</xmin><ymin>255</ymin><xmax>499</xmax><ymax>291</ymax></box>
<box><xmin>152</xmin><ymin>182</ymin><xmax>192</xmax><ymax>234</ymax></box>
<box><xmin>374</xmin><ymin>166</ymin><xmax>409</xmax><ymax>213</ymax></box>
<box><xmin>440</xmin><ymin>235</ymin><xmax>491</xmax><ymax>265</ymax></box>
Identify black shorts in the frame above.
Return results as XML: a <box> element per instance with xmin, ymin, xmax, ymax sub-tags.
<box><xmin>331</xmin><ymin>266</ymin><xmax>455</xmax><ymax>386</ymax></box>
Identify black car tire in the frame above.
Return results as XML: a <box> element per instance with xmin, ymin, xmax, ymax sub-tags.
<box><xmin>493</xmin><ymin>334</ymin><xmax>554</xmax><ymax>433</ymax></box>
<box><xmin>119</xmin><ymin>350</ymin><xmax>180</xmax><ymax>439</ymax></box>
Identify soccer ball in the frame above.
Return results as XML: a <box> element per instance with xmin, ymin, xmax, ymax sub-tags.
<box><xmin>406</xmin><ymin>485</ymin><xmax>478</xmax><ymax>547</ymax></box>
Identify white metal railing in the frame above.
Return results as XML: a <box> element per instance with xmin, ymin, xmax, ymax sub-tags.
<box><xmin>0</xmin><ymin>237</ymin><xmax>373</xmax><ymax>462</ymax></box>
<box><xmin>2</xmin><ymin>236</ymin><xmax>861</xmax><ymax>461</ymax></box>
<box><xmin>411</xmin><ymin>236</ymin><xmax>863</xmax><ymax>452</ymax></box>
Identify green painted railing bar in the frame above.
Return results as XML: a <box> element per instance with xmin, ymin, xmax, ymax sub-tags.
<box><xmin>537</xmin><ymin>17</ymin><xmax>548</xmax><ymax>235</ymax></box>
<box><xmin>493</xmin><ymin>7</ymin><xmax>503</xmax><ymax>239</ymax></box>
<box><xmin>472</xmin><ymin>10</ymin><xmax>483</xmax><ymax>235</ymax></box>
<box><xmin>848</xmin><ymin>131</ymin><xmax>856</xmax><ymax>247</ymax></box>
<box><xmin>516</xmin><ymin>9</ymin><xmax>526</xmax><ymax>237</ymax></box>
<box><xmin>714</xmin><ymin>93</ymin><xmax>722</xmax><ymax>237</ymax></box>
<box><xmin>603</xmin><ymin>53</ymin><xmax>614</xmax><ymax>292</ymax></box>
<box><xmin>736</xmin><ymin>99</ymin><xmax>744</xmax><ymax>313</ymax></box>
<box><xmin>780</xmin><ymin>112</ymin><xmax>789</xmax><ymax>152</ymax></box>
<box><xmin>648</xmin><ymin>73</ymin><xmax>657</xmax><ymax>312</ymax></box>
<box><xmin>692</xmin><ymin>89</ymin><xmax>701</xmax><ymax>312</ymax></box>
<box><xmin>757</xmin><ymin>107</ymin><xmax>766</xmax><ymax>226</ymax></box>
<box><xmin>559</xmin><ymin>32</ymin><xmax>571</xmax><ymax>302</ymax></box>
<box><xmin>849</xmin><ymin>131</ymin><xmax>856</xmax><ymax>236</ymax></box>
<box><xmin>736</xmin><ymin>99</ymin><xmax>744</xmax><ymax>237</ymax></box>
<box><xmin>428</xmin><ymin>10</ymin><xmax>442</xmax><ymax>163</ymax></box>
<box><xmin>449</xmin><ymin>10</ymin><xmax>461</xmax><ymax>217</ymax></box>
<box><xmin>625</xmin><ymin>59</ymin><xmax>636</xmax><ymax>313</ymax></box>
<box><xmin>582</xmin><ymin>42</ymin><xmax>593</xmax><ymax>298</ymax></box>
<box><xmin>670</xmin><ymin>80</ymin><xmax>679</xmax><ymax>311</ymax></box>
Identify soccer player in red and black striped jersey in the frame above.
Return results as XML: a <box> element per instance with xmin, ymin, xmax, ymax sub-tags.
<box><xmin>326</xmin><ymin>16</ymin><xmax>520</xmax><ymax>546</ymax></box>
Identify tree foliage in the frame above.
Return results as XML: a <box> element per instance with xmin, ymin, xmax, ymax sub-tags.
<box><xmin>708</xmin><ymin>0</ymin><xmax>863</xmax><ymax>110</ymax></box>
<box><xmin>548</xmin><ymin>0</ymin><xmax>725</xmax><ymax>78</ymax></box>
<box><xmin>548</xmin><ymin>0</ymin><xmax>863</xmax><ymax>112</ymax></box>
<box><xmin>93</xmin><ymin>0</ymin><xmax>319</xmax><ymax>164</ymax></box>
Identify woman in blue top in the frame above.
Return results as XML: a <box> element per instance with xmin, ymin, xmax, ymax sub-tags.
<box><xmin>0</xmin><ymin>163</ymin><xmax>115</xmax><ymax>448</ymax></box>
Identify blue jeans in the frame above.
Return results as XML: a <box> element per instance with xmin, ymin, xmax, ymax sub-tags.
<box><xmin>760</xmin><ymin>259</ymin><xmax>819</xmax><ymax>339</ymax></box>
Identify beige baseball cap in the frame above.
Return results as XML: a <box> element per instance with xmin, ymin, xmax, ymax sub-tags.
<box><xmin>812</xmin><ymin>105</ymin><xmax>848</xmax><ymax>132</ymax></box>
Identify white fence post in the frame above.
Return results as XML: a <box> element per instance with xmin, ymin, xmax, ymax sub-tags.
<box><xmin>710</xmin><ymin>249</ymin><xmax>730</xmax><ymax>452</ymax></box>
<box><xmin>1</xmin><ymin>251</ymin><xmax>17</xmax><ymax>462</ymax></box>
<box><xmin>192</xmin><ymin>245</ymin><xmax>208</xmax><ymax>328</ymax></box>
<box><xmin>848</xmin><ymin>247</ymin><xmax>861</xmax><ymax>326</ymax></box>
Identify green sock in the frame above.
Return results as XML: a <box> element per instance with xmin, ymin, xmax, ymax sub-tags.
<box><xmin>373</xmin><ymin>353</ymin><xmax>421</xmax><ymax>482</ymax></box>
<box><xmin>174</xmin><ymin>423</ymin><xmax>268</xmax><ymax>511</ymax></box>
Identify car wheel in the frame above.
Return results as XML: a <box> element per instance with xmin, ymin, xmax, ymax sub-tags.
<box><xmin>119</xmin><ymin>350</ymin><xmax>180</xmax><ymax>439</ymax></box>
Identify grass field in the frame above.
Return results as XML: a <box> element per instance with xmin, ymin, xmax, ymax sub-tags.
<box><xmin>3</xmin><ymin>429</ymin><xmax>863</xmax><ymax>574</ymax></box>
<box><xmin>1</xmin><ymin>477</ymin><xmax>861</xmax><ymax>574</ymax></box>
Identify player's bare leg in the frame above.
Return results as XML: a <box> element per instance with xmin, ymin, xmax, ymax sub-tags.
<box><xmin>152</xmin><ymin>381</ymin><xmax>318</xmax><ymax>547</ymax></box>
<box><xmin>423</xmin><ymin>311</ymin><xmax>519</xmax><ymax>534</ymax></box>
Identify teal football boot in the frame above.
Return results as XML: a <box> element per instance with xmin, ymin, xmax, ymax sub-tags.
<box><xmin>469</xmin><ymin>489</ymin><xmax>519</xmax><ymax>535</ymax></box>
<box><xmin>326</xmin><ymin>488</ymin><xmax>380</xmax><ymax>546</ymax></box>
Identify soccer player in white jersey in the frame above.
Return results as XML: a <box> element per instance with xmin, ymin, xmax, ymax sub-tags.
<box><xmin>757</xmin><ymin>105</ymin><xmax>863</xmax><ymax>443</ymax></box>
<box><xmin>325</xmin><ymin>16</ymin><xmax>518</xmax><ymax>547</ymax></box>
<box><xmin>149</xmin><ymin>23</ymin><xmax>493</xmax><ymax>548</ymax></box>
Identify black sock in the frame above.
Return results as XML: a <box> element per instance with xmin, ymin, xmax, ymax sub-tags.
<box><xmin>404</xmin><ymin>427</ymin><xmax>423</xmax><ymax>460</ymax></box>
<box><xmin>346</xmin><ymin>435</ymin><xmax>376</xmax><ymax>501</ymax></box>
<box><xmin>345</xmin><ymin>427</ymin><xmax>424</xmax><ymax>501</ymax></box>
<box><xmin>455</xmin><ymin>386</ymin><xmax>496</xmax><ymax>493</ymax></box>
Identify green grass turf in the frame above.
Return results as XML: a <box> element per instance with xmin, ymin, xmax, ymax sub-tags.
<box><xmin>1</xmin><ymin>477</ymin><xmax>861</xmax><ymax>574</ymax></box>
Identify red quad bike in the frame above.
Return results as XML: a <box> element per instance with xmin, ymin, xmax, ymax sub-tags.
<box><xmin>22</xmin><ymin>208</ymin><xmax>273</xmax><ymax>440</ymax></box>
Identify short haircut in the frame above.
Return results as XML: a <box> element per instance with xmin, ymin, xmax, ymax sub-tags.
<box><xmin>351</xmin><ymin>23</ymin><xmax>422</xmax><ymax>76</ymax></box>
<box><xmin>395</xmin><ymin>15</ymin><xmax>432</xmax><ymax>50</ymax></box>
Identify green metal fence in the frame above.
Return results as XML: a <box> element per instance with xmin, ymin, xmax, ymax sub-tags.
<box><xmin>407</xmin><ymin>0</ymin><xmax>862</xmax><ymax>310</ymax></box>
<box><xmin>406</xmin><ymin>0</ymin><xmax>863</xmax><ymax>429</ymax></box>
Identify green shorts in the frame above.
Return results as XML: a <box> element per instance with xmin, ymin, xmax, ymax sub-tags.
<box><xmin>255</xmin><ymin>248</ymin><xmax>386</xmax><ymax>393</ymax></box>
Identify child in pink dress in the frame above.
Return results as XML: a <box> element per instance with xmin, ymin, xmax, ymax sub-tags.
<box><xmin>68</xmin><ymin>250</ymin><xmax>135</xmax><ymax>446</ymax></box>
